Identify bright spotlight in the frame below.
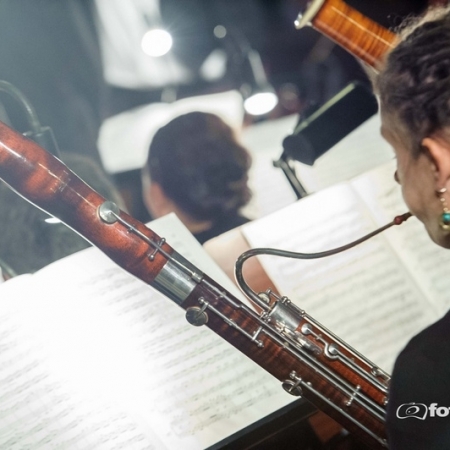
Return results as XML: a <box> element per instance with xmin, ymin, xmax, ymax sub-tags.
<box><xmin>141</xmin><ymin>29</ymin><xmax>173</xmax><ymax>57</ymax></box>
<box><xmin>244</xmin><ymin>92</ymin><xmax>278</xmax><ymax>116</ymax></box>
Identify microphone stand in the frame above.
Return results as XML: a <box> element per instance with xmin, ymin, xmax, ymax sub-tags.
<box><xmin>273</xmin><ymin>82</ymin><xmax>378</xmax><ymax>200</ymax></box>
<box><xmin>272</xmin><ymin>153</ymin><xmax>308</xmax><ymax>200</ymax></box>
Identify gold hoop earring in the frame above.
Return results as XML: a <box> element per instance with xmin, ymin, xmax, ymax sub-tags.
<box><xmin>437</xmin><ymin>188</ymin><xmax>450</xmax><ymax>230</ymax></box>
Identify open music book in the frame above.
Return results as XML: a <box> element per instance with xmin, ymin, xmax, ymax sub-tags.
<box><xmin>240</xmin><ymin>112</ymin><xmax>394</xmax><ymax>219</ymax></box>
<box><xmin>0</xmin><ymin>214</ymin><xmax>294</xmax><ymax>450</ymax></box>
<box><xmin>241</xmin><ymin>159</ymin><xmax>450</xmax><ymax>374</ymax></box>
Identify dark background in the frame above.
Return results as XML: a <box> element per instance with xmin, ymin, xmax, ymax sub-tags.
<box><xmin>0</xmin><ymin>0</ymin><xmax>433</xmax><ymax>220</ymax></box>
<box><xmin>0</xmin><ymin>0</ymin><xmax>432</xmax><ymax>154</ymax></box>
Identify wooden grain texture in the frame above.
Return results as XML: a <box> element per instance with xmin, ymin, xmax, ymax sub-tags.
<box><xmin>0</xmin><ymin>121</ymin><xmax>387</xmax><ymax>448</ymax></box>
<box><xmin>184</xmin><ymin>276</ymin><xmax>387</xmax><ymax>449</ymax></box>
<box><xmin>305</xmin><ymin>0</ymin><xmax>397</xmax><ymax>69</ymax></box>
<box><xmin>0</xmin><ymin>121</ymin><xmax>171</xmax><ymax>283</ymax></box>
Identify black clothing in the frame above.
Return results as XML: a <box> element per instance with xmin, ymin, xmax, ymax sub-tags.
<box><xmin>194</xmin><ymin>214</ymin><xmax>249</xmax><ymax>244</ymax></box>
<box><xmin>386</xmin><ymin>309</ymin><xmax>450</xmax><ymax>449</ymax></box>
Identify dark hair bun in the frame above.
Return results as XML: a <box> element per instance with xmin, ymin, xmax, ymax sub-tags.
<box><xmin>147</xmin><ymin>111</ymin><xmax>251</xmax><ymax>220</ymax></box>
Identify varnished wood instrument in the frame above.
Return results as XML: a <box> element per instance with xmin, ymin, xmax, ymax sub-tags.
<box><xmin>0</xmin><ymin>4</ymin><xmax>409</xmax><ymax>448</ymax></box>
<box><xmin>295</xmin><ymin>0</ymin><xmax>397</xmax><ymax>69</ymax></box>
<box><xmin>290</xmin><ymin>0</ymin><xmax>406</xmax><ymax>446</ymax></box>
<box><xmin>0</xmin><ymin>3</ymin><xmax>406</xmax><ymax>448</ymax></box>
<box><xmin>0</xmin><ymin>120</ymin><xmax>413</xmax><ymax>448</ymax></box>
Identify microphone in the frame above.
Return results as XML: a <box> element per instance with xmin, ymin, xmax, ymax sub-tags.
<box><xmin>282</xmin><ymin>82</ymin><xmax>378</xmax><ymax>166</ymax></box>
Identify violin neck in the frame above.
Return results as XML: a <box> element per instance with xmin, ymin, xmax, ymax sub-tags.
<box><xmin>296</xmin><ymin>0</ymin><xmax>397</xmax><ymax>69</ymax></box>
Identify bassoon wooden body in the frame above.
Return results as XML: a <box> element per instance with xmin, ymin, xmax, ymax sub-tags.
<box><xmin>295</xmin><ymin>0</ymin><xmax>397</xmax><ymax>69</ymax></box>
<box><xmin>0</xmin><ymin>117</ymin><xmax>412</xmax><ymax>448</ymax></box>
<box><xmin>0</xmin><ymin>2</ymin><xmax>407</xmax><ymax>447</ymax></box>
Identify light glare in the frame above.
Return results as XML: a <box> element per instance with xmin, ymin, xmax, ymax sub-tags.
<box><xmin>141</xmin><ymin>29</ymin><xmax>173</xmax><ymax>57</ymax></box>
<box><xmin>244</xmin><ymin>92</ymin><xmax>278</xmax><ymax>116</ymax></box>
<box><xmin>45</xmin><ymin>217</ymin><xmax>61</xmax><ymax>224</ymax></box>
<box><xmin>214</xmin><ymin>25</ymin><xmax>227</xmax><ymax>39</ymax></box>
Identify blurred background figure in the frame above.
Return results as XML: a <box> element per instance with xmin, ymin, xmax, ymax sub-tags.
<box><xmin>142</xmin><ymin>111</ymin><xmax>252</xmax><ymax>243</ymax></box>
<box><xmin>0</xmin><ymin>0</ymin><xmax>107</xmax><ymax>165</ymax></box>
<box><xmin>0</xmin><ymin>0</ymin><xmax>432</xmax><ymax>252</ymax></box>
<box><xmin>0</xmin><ymin>0</ymin><xmax>429</xmax><ymax>164</ymax></box>
<box><xmin>0</xmin><ymin>152</ymin><xmax>125</xmax><ymax>277</ymax></box>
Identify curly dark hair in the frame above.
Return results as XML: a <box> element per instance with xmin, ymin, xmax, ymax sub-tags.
<box><xmin>145</xmin><ymin>111</ymin><xmax>252</xmax><ymax>221</ymax></box>
<box><xmin>375</xmin><ymin>5</ymin><xmax>450</xmax><ymax>158</ymax></box>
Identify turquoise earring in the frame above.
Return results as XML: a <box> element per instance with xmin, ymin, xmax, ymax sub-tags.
<box><xmin>438</xmin><ymin>188</ymin><xmax>450</xmax><ymax>230</ymax></box>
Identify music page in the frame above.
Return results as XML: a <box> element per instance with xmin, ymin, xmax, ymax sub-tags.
<box><xmin>0</xmin><ymin>214</ymin><xmax>292</xmax><ymax>450</ymax></box>
<box><xmin>352</xmin><ymin>161</ymin><xmax>450</xmax><ymax>316</ymax></box>
<box><xmin>0</xmin><ymin>275</ymin><xmax>165</xmax><ymax>450</ymax></box>
<box><xmin>241</xmin><ymin>178</ymin><xmax>438</xmax><ymax>373</ymax></box>
<box><xmin>292</xmin><ymin>114</ymin><xmax>394</xmax><ymax>194</ymax></box>
<box><xmin>240</xmin><ymin>114</ymin><xmax>299</xmax><ymax>219</ymax></box>
<box><xmin>239</xmin><ymin>113</ymin><xmax>394</xmax><ymax>220</ymax></box>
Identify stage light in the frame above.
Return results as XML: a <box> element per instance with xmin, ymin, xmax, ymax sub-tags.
<box><xmin>244</xmin><ymin>91</ymin><xmax>278</xmax><ymax>116</ymax></box>
<box><xmin>141</xmin><ymin>29</ymin><xmax>172</xmax><ymax>57</ymax></box>
<box><xmin>240</xmin><ymin>49</ymin><xmax>278</xmax><ymax>116</ymax></box>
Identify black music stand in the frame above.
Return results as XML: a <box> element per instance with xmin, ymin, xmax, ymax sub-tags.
<box><xmin>274</xmin><ymin>82</ymin><xmax>378</xmax><ymax>200</ymax></box>
<box><xmin>206</xmin><ymin>399</ymin><xmax>319</xmax><ymax>450</ymax></box>
<box><xmin>273</xmin><ymin>154</ymin><xmax>308</xmax><ymax>200</ymax></box>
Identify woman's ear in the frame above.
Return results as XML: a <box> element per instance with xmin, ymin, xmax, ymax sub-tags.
<box><xmin>422</xmin><ymin>136</ymin><xmax>450</xmax><ymax>188</ymax></box>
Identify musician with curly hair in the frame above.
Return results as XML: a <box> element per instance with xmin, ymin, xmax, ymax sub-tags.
<box><xmin>376</xmin><ymin>5</ymin><xmax>450</xmax><ymax>449</ymax></box>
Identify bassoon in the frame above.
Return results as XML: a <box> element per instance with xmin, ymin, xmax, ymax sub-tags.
<box><xmin>0</xmin><ymin>128</ymin><xmax>410</xmax><ymax>449</ymax></box>
<box><xmin>295</xmin><ymin>0</ymin><xmax>397</xmax><ymax>69</ymax></box>
<box><xmin>0</xmin><ymin>2</ymin><xmax>405</xmax><ymax>447</ymax></box>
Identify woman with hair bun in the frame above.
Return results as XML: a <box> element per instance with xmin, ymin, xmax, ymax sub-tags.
<box><xmin>142</xmin><ymin>111</ymin><xmax>252</xmax><ymax>243</ymax></box>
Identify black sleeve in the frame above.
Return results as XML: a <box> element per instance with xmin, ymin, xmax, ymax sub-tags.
<box><xmin>386</xmin><ymin>315</ymin><xmax>450</xmax><ymax>449</ymax></box>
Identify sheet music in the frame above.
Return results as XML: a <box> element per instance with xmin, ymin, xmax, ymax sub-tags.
<box><xmin>0</xmin><ymin>214</ymin><xmax>293</xmax><ymax>450</ymax></box>
<box><xmin>149</xmin><ymin>214</ymin><xmax>246</xmax><ymax>303</ymax></box>
<box><xmin>241</xmin><ymin>180</ymin><xmax>438</xmax><ymax>372</ymax></box>
<box><xmin>239</xmin><ymin>115</ymin><xmax>299</xmax><ymax>219</ymax></box>
<box><xmin>352</xmin><ymin>162</ymin><xmax>450</xmax><ymax>315</ymax></box>
<box><xmin>100</xmin><ymin>106</ymin><xmax>393</xmax><ymax>222</ymax></box>
<box><xmin>0</xmin><ymin>275</ymin><xmax>164</xmax><ymax>450</ymax></box>
<box><xmin>98</xmin><ymin>91</ymin><xmax>244</xmax><ymax>174</ymax></box>
<box><xmin>292</xmin><ymin>114</ymin><xmax>394</xmax><ymax>193</ymax></box>
<box><xmin>240</xmin><ymin>113</ymin><xmax>394</xmax><ymax>219</ymax></box>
